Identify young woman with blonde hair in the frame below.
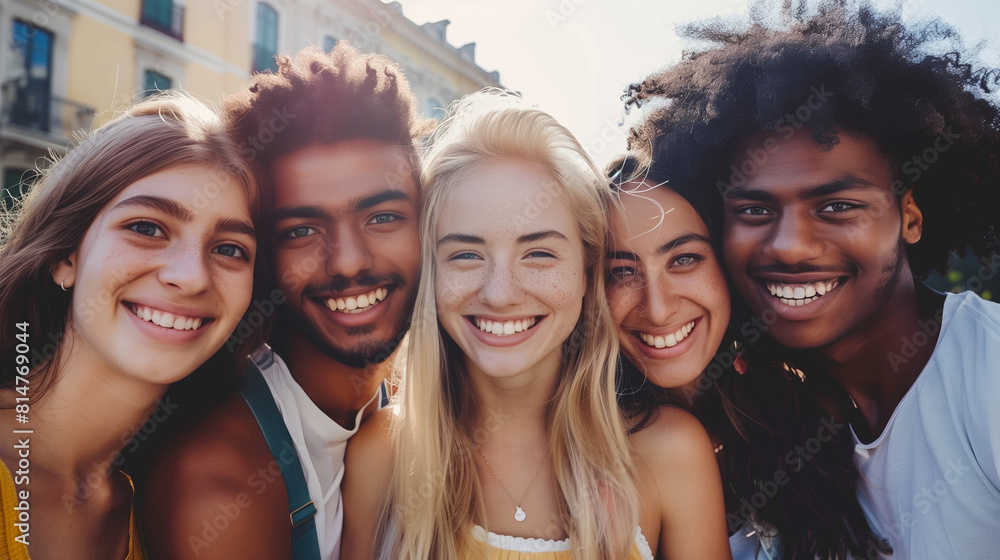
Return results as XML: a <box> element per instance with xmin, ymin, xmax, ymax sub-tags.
<box><xmin>342</xmin><ymin>90</ymin><xmax>730</xmax><ymax>560</ymax></box>
<box><xmin>0</xmin><ymin>92</ymin><xmax>264</xmax><ymax>559</ymax></box>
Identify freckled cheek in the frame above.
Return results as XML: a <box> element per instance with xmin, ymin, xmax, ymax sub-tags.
<box><xmin>435</xmin><ymin>269</ymin><xmax>477</xmax><ymax>308</ymax></box>
<box><xmin>216</xmin><ymin>268</ymin><xmax>255</xmax><ymax>312</ymax></box>
<box><xmin>524</xmin><ymin>266</ymin><xmax>585</xmax><ymax>312</ymax></box>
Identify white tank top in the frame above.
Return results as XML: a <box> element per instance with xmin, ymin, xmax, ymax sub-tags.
<box><xmin>251</xmin><ymin>346</ymin><xmax>379</xmax><ymax>560</ymax></box>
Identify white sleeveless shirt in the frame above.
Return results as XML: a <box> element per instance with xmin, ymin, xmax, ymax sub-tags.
<box><xmin>251</xmin><ymin>346</ymin><xmax>379</xmax><ymax>560</ymax></box>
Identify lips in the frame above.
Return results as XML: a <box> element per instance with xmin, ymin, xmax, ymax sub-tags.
<box><xmin>764</xmin><ymin>279</ymin><xmax>841</xmax><ymax>307</ymax></box>
<box><xmin>127</xmin><ymin>303</ymin><xmax>208</xmax><ymax>331</ymax></box>
<box><xmin>323</xmin><ymin>287</ymin><xmax>388</xmax><ymax>314</ymax></box>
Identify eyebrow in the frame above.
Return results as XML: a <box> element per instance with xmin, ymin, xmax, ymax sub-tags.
<box><xmin>272</xmin><ymin>206</ymin><xmax>331</xmax><ymax>223</ymax></box>
<box><xmin>355</xmin><ymin>189</ymin><xmax>411</xmax><ymax>212</ymax></box>
<box><xmin>437</xmin><ymin>233</ymin><xmax>485</xmax><ymax>247</ymax></box>
<box><xmin>112</xmin><ymin>195</ymin><xmax>193</xmax><ymax>222</ymax></box>
<box><xmin>436</xmin><ymin>230</ymin><xmax>569</xmax><ymax>247</ymax></box>
<box><xmin>215</xmin><ymin>217</ymin><xmax>256</xmax><ymax>239</ymax></box>
<box><xmin>271</xmin><ymin>189</ymin><xmax>412</xmax><ymax>224</ymax></box>
<box><xmin>725</xmin><ymin>177</ymin><xmax>883</xmax><ymax>201</ymax></box>
<box><xmin>606</xmin><ymin>232</ymin><xmax>711</xmax><ymax>261</ymax></box>
<box><xmin>517</xmin><ymin>230</ymin><xmax>568</xmax><ymax>244</ymax></box>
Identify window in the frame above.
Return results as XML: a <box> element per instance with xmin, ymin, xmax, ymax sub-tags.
<box><xmin>140</xmin><ymin>0</ymin><xmax>184</xmax><ymax>41</ymax></box>
<box><xmin>9</xmin><ymin>20</ymin><xmax>53</xmax><ymax>132</ymax></box>
<box><xmin>253</xmin><ymin>3</ymin><xmax>279</xmax><ymax>73</ymax></box>
<box><xmin>143</xmin><ymin>70</ymin><xmax>172</xmax><ymax>97</ymax></box>
<box><xmin>323</xmin><ymin>35</ymin><xmax>338</xmax><ymax>53</ymax></box>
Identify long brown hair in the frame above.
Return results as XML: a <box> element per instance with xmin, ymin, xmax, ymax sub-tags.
<box><xmin>0</xmin><ymin>92</ymin><xmax>268</xmax><ymax>399</ymax></box>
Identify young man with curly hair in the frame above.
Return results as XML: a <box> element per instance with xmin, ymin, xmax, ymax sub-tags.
<box><xmin>625</xmin><ymin>2</ymin><xmax>1000</xmax><ymax>559</ymax></box>
<box><xmin>141</xmin><ymin>44</ymin><xmax>427</xmax><ymax>560</ymax></box>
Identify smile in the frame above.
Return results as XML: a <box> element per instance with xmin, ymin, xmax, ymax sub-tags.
<box><xmin>765</xmin><ymin>279</ymin><xmax>841</xmax><ymax>307</ymax></box>
<box><xmin>324</xmin><ymin>287</ymin><xmax>388</xmax><ymax>314</ymax></box>
<box><xmin>470</xmin><ymin>316</ymin><xmax>539</xmax><ymax>337</ymax></box>
<box><xmin>638</xmin><ymin>320</ymin><xmax>695</xmax><ymax>349</ymax></box>
<box><xmin>127</xmin><ymin>303</ymin><xmax>207</xmax><ymax>331</ymax></box>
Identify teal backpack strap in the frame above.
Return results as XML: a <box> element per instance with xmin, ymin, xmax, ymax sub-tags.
<box><xmin>240</xmin><ymin>363</ymin><xmax>321</xmax><ymax>560</ymax></box>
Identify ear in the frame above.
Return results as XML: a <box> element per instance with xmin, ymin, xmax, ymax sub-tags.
<box><xmin>900</xmin><ymin>190</ymin><xmax>923</xmax><ymax>245</ymax></box>
<box><xmin>50</xmin><ymin>250</ymin><xmax>78</xmax><ymax>290</ymax></box>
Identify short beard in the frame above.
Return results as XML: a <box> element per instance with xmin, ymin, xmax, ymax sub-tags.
<box><xmin>278</xmin><ymin>304</ymin><xmax>411</xmax><ymax>369</ymax></box>
<box><xmin>874</xmin><ymin>237</ymin><xmax>908</xmax><ymax>301</ymax></box>
<box><xmin>277</xmin><ymin>271</ymin><xmax>415</xmax><ymax>369</ymax></box>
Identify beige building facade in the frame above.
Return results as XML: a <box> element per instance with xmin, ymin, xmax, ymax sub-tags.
<box><xmin>0</xmin><ymin>0</ymin><xmax>501</xmax><ymax>204</ymax></box>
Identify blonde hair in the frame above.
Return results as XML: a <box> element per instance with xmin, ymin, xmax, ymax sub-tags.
<box><xmin>379</xmin><ymin>90</ymin><xmax>639</xmax><ymax>559</ymax></box>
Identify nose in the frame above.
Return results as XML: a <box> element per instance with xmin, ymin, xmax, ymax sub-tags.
<box><xmin>324</xmin><ymin>225</ymin><xmax>375</xmax><ymax>279</ymax></box>
<box><xmin>762</xmin><ymin>211</ymin><xmax>823</xmax><ymax>265</ymax></box>
<box><xmin>478</xmin><ymin>260</ymin><xmax>521</xmax><ymax>309</ymax></box>
<box><xmin>158</xmin><ymin>242</ymin><xmax>212</xmax><ymax>295</ymax></box>
<box><xmin>640</xmin><ymin>271</ymin><xmax>681</xmax><ymax>326</ymax></box>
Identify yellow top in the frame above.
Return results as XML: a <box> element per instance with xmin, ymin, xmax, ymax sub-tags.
<box><xmin>468</xmin><ymin>526</ymin><xmax>654</xmax><ymax>560</ymax></box>
<box><xmin>1</xmin><ymin>458</ymin><xmax>147</xmax><ymax>560</ymax></box>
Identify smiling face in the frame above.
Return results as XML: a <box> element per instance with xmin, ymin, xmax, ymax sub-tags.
<box><xmin>54</xmin><ymin>164</ymin><xmax>256</xmax><ymax>385</ymax></box>
<box><xmin>435</xmin><ymin>159</ymin><xmax>587</xmax><ymax>382</ymax></box>
<box><xmin>270</xmin><ymin>140</ymin><xmax>421</xmax><ymax>368</ymax></box>
<box><xmin>722</xmin><ymin>130</ymin><xmax>923</xmax><ymax>350</ymax></box>
<box><xmin>607</xmin><ymin>182</ymin><xmax>730</xmax><ymax>388</ymax></box>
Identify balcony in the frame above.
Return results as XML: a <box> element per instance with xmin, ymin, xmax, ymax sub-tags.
<box><xmin>140</xmin><ymin>1</ymin><xmax>184</xmax><ymax>42</ymax></box>
<box><xmin>1</xmin><ymin>81</ymin><xmax>96</xmax><ymax>146</ymax></box>
<box><xmin>252</xmin><ymin>43</ymin><xmax>278</xmax><ymax>73</ymax></box>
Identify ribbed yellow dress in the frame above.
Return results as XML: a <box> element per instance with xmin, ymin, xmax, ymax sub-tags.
<box><xmin>1</xmin><ymin>459</ymin><xmax>147</xmax><ymax>559</ymax></box>
<box><xmin>468</xmin><ymin>526</ymin><xmax>654</xmax><ymax>560</ymax></box>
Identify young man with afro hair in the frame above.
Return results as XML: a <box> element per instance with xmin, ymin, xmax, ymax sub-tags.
<box><xmin>142</xmin><ymin>43</ymin><xmax>429</xmax><ymax>560</ymax></box>
<box><xmin>625</xmin><ymin>2</ymin><xmax>1000</xmax><ymax>559</ymax></box>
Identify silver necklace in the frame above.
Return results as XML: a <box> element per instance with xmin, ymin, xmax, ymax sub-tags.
<box><xmin>473</xmin><ymin>442</ymin><xmax>550</xmax><ymax>522</ymax></box>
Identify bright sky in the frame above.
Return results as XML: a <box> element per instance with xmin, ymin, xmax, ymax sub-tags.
<box><xmin>396</xmin><ymin>0</ymin><xmax>1000</xmax><ymax>169</ymax></box>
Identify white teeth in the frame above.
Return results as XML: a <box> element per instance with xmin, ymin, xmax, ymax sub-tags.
<box><xmin>130</xmin><ymin>304</ymin><xmax>204</xmax><ymax>331</ymax></box>
<box><xmin>325</xmin><ymin>288</ymin><xmax>388</xmax><ymax>314</ymax></box>
<box><xmin>474</xmin><ymin>316</ymin><xmax>537</xmax><ymax>337</ymax></box>
<box><xmin>766</xmin><ymin>280</ymin><xmax>841</xmax><ymax>306</ymax></box>
<box><xmin>158</xmin><ymin>312</ymin><xmax>174</xmax><ymax>328</ymax></box>
<box><xmin>639</xmin><ymin>320</ymin><xmax>696</xmax><ymax>349</ymax></box>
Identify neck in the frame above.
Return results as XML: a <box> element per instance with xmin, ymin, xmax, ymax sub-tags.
<box><xmin>817</xmin><ymin>280</ymin><xmax>944</xmax><ymax>440</ymax></box>
<box><xmin>31</xmin><ymin>332</ymin><xmax>166</xmax><ymax>478</ymax></box>
<box><xmin>281</xmin><ymin>332</ymin><xmax>392</xmax><ymax>429</ymax></box>
<box><xmin>466</xmin><ymin>355</ymin><xmax>560</xmax><ymax>439</ymax></box>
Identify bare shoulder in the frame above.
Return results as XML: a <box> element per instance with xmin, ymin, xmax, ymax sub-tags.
<box><xmin>142</xmin><ymin>393</ymin><xmax>292</xmax><ymax>560</ymax></box>
<box><xmin>630</xmin><ymin>405</ymin><xmax>714</xmax><ymax>461</ymax></box>
<box><xmin>348</xmin><ymin>406</ymin><xmax>394</xmax><ymax>461</ymax></box>
<box><xmin>631</xmin><ymin>406</ymin><xmax>731</xmax><ymax>560</ymax></box>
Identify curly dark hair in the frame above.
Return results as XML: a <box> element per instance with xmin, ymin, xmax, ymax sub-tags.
<box><xmin>624</xmin><ymin>0</ymin><xmax>1000</xmax><ymax>277</ymax></box>
<box><xmin>225</xmin><ymin>42</ymin><xmax>430</xmax><ymax>168</ymax></box>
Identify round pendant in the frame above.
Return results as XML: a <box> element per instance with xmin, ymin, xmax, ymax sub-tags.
<box><xmin>514</xmin><ymin>506</ymin><xmax>526</xmax><ymax>522</ymax></box>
